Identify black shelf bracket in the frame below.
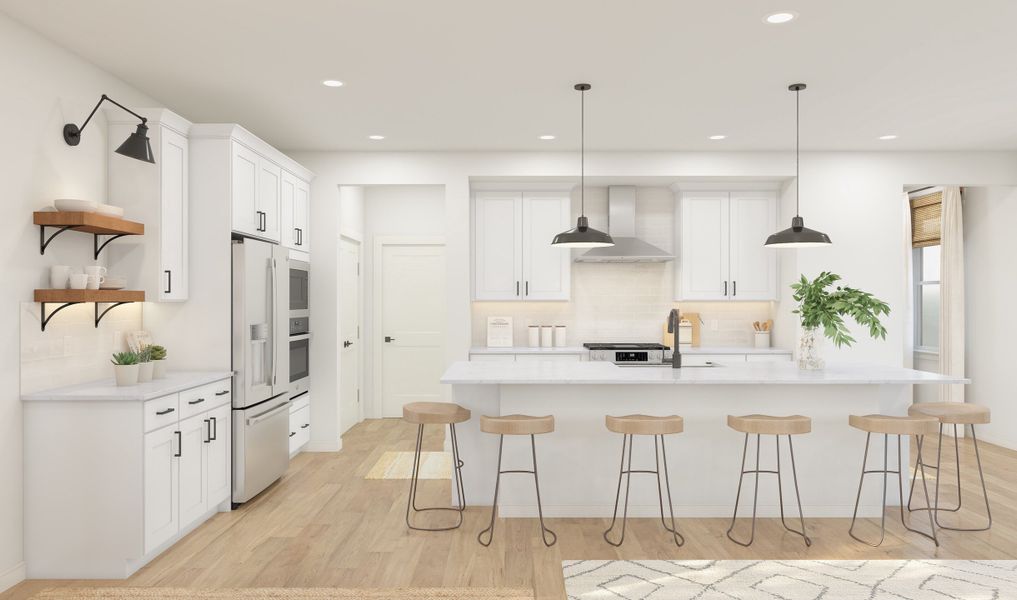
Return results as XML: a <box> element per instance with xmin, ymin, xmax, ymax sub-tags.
<box><xmin>39</xmin><ymin>225</ymin><xmax>81</xmax><ymax>255</ymax></box>
<box><xmin>94</xmin><ymin>302</ymin><xmax>132</xmax><ymax>328</ymax></box>
<box><xmin>94</xmin><ymin>233</ymin><xmax>129</xmax><ymax>259</ymax></box>
<box><xmin>40</xmin><ymin>301</ymin><xmax>82</xmax><ymax>332</ymax></box>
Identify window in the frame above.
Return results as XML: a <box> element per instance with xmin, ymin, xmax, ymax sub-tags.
<box><xmin>913</xmin><ymin>244</ymin><xmax>940</xmax><ymax>351</ymax></box>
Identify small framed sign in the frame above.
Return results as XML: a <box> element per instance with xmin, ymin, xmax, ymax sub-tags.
<box><xmin>486</xmin><ymin>316</ymin><xmax>514</xmax><ymax>348</ymax></box>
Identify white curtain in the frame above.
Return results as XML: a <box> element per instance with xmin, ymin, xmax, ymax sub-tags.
<box><xmin>939</xmin><ymin>186</ymin><xmax>965</xmax><ymax>403</ymax></box>
<box><xmin>902</xmin><ymin>192</ymin><xmax>915</xmax><ymax>370</ymax></box>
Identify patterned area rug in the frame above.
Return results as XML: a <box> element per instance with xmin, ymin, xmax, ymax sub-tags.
<box><xmin>365</xmin><ymin>451</ymin><xmax>452</xmax><ymax>479</ymax></box>
<box><xmin>32</xmin><ymin>588</ymin><xmax>532</xmax><ymax>599</ymax></box>
<box><xmin>563</xmin><ymin>560</ymin><xmax>1017</xmax><ymax>599</ymax></box>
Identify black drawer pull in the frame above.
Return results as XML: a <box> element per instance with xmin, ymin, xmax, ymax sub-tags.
<box><xmin>174</xmin><ymin>430</ymin><xmax>182</xmax><ymax>457</ymax></box>
<box><xmin>301</xmin><ymin>423</ymin><xmax>310</xmax><ymax>429</ymax></box>
<box><xmin>210</xmin><ymin>416</ymin><xmax>217</xmax><ymax>441</ymax></box>
<box><xmin>204</xmin><ymin>419</ymin><xmax>211</xmax><ymax>443</ymax></box>
<box><xmin>215</xmin><ymin>390</ymin><xmax>230</xmax><ymax>396</ymax></box>
<box><xmin>289</xmin><ymin>432</ymin><xmax>296</xmax><ymax>438</ymax></box>
<box><xmin>188</xmin><ymin>398</ymin><xmax>206</xmax><ymax>405</ymax></box>
<box><xmin>156</xmin><ymin>407</ymin><xmax>175</xmax><ymax>416</ymax></box>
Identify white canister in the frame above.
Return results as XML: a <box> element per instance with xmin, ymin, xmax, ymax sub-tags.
<box><xmin>754</xmin><ymin>331</ymin><xmax>771</xmax><ymax>349</ymax></box>
<box><xmin>553</xmin><ymin>325</ymin><xmax>567</xmax><ymax>347</ymax></box>
<box><xmin>527</xmin><ymin>326</ymin><xmax>540</xmax><ymax>348</ymax></box>
<box><xmin>540</xmin><ymin>326</ymin><xmax>553</xmax><ymax>348</ymax></box>
<box><xmin>50</xmin><ymin>265</ymin><xmax>71</xmax><ymax>289</ymax></box>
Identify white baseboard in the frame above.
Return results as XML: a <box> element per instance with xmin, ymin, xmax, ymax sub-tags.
<box><xmin>0</xmin><ymin>561</ymin><xmax>26</xmax><ymax>593</ymax></box>
<box><xmin>304</xmin><ymin>439</ymin><xmax>341</xmax><ymax>452</ymax></box>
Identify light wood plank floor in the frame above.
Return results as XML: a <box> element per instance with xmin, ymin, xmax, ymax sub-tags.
<box><xmin>6</xmin><ymin>419</ymin><xmax>1017</xmax><ymax>600</ymax></box>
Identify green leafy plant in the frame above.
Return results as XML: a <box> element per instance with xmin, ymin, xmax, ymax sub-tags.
<box><xmin>790</xmin><ymin>272</ymin><xmax>890</xmax><ymax>348</ymax></box>
<box><xmin>149</xmin><ymin>345</ymin><xmax>167</xmax><ymax>361</ymax></box>
<box><xmin>138</xmin><ymin>346</ymin><xmax>153</xmax><ymax>363</ymax></box>
<box><xmin>111</xmin><ymin>351</ymin><xmax>139</xmax><ymax>366</ymax></box>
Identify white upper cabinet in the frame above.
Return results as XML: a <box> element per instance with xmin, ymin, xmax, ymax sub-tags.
<box><xmin>521</xmin><ymin>192</ymin><xmax>571</xmax><ymax>300</ymax></box>
<box><xmin>474</xmin><ymin>191</ymin><xmax>570</xmax><ymax>301</ymax></box>
<box><xmin>107</xmin><ymin>109</ymin><xmax>190</xmax><ymax>301</ymax></box>
<box><xmin>280</xmin><ymin>171</ymin><xmax>310</xmax><ymax>252</ymax></box>
<box><xmin>256</xmin><ymin>157</ymin><xmax>282</xmax><ymax>242</ymax></box>
<box><xmin>230</xmin><ymin>141</ymin><xmax>286</xmax><ymax>243</ymax></box>
<box><xmin>474</xmin><ymin>191</ymin><xmax>523</xmax><ymax>300</ymax></box>
<box><xmin>678</xmin><ymin>190</ymin><xmax>777</xmax><ymax>301</ymax></box>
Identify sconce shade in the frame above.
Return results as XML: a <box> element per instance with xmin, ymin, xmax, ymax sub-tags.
<box><xmin>115</xmin><ymin>123</ymin><xmax>155</xmax><ymax>164</ymax></box>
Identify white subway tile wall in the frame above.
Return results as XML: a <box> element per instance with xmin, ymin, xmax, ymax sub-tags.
<box><xmin>20</xmin><ymin>301</ymin><xmax>143</xmax><ymax>394</ymax></box>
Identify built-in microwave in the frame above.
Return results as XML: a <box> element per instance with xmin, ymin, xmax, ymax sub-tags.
<box><xmin>290</xmin><ymin>259</ymin><xmax>309</xmax><ymax>318</ymax></box>
<box><xmin>290</xmin><ymin>316</ymin><xmax>310</xmax><ymax>397</ymax></box>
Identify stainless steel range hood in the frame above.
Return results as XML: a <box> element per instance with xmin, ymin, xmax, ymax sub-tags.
<box><xmin>575</xmin><ymin>186</ymin><xmax>674</xmax><ymax>263</ymax></box>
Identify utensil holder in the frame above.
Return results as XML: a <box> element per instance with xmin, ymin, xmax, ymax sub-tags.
<box><xmin>754</xmin><ymin>331</ymin><xmax>771</xmax><ymax>349</ymax></box>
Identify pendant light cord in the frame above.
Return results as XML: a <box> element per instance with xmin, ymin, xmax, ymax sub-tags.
<box><xmin>580</xmin><ymin>86</ymin><xmax>585</xmax><ymax>216</ymax></box>
<box><xmin>795</xmin><ymin>86</ymin><xmax>800</xmax><ymax>218</ymax></box>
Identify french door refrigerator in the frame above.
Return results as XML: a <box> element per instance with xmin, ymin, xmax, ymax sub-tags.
<box><xmin>232</xmin><ymin>238</ymin><xmax>290</xmax><ymax>504</ymax></box>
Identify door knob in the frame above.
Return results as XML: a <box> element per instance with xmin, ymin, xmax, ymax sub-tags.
<box><xmin>343</xmin><ymin>340</ymin><xmax>352</xmax><ymax>348</ymax></box>
<box><xmin>384</xmin><ymin>336</ymin><xmax>395</xmax><ymax>343</ymax></box>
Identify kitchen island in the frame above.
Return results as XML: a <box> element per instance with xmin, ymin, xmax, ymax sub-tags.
<box><xmin>440</xmin><ymin>360</ymin><xmax>967</xmax><ymax>519</ymax></box>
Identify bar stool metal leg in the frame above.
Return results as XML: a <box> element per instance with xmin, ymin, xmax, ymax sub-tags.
<box><xmin>603</xmin><ymin>434</ymin><xmax>634</xmax><ymax>547</ymax></box>
<box><xmin>777</xmin><ymin>435</ymin><xmax>812</xmax><ymax>546</ymax></box>
<box><xmin>655</xmin><ymin>435</ymin><xmax>686</xmax><ymax>547</ymax></box>
<box><xmin>477</xmin><ymin>434</ymin><xmax>504</xmax><ymax>547</ymax></box>
<box><xmin>477</xmin><ymin>433</ymin><xmax>557</xmax><ymax>547</ymax></box>
<box><xmin>934</xmin><ymin>425</ymin><xmax>992</xmax><ymax>531</ymax></box>
<box><xmin>726</xmin><ymin>433</ymin><xmax>761</xmax><ymax>547</ymax></box>
<box><xmin>530</xmin><ymin>434</ymin><xmax>557</xmax><ymax>547</ymax></box>
<box><xmin>406</xmin><ymin>423</ymin><xmax>466</xmax><ymax>532</ymax></box>
<box><xmin>604</xmin><ymin>434</ymin><xmax>685</xmax><ymax>548</ymax></box>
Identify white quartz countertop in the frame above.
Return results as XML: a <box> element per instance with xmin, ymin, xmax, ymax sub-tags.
<box><xmin>680</xmin><ymin>346</ymin><xmax>792</xmax><ymax>355</ymax></box>
<box><xmin>441</xmin><ymin>361</ymin><xmax>969</xmax><ymax>385</ymax></box>
<box><xmin>469</xmin><ymin>346</ymin><xmax>588</xmax><ymax>355</ymax></box>
<box><xmin>22</xmin><ymin>371</ymin><xmax>234</xmax><ymax>402</ymax></box>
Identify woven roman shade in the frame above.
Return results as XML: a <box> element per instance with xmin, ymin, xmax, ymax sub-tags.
<box><xmin>910</xmin><ymin>191</ymin><xmax>943</xmax><ymax>248</ymax></box>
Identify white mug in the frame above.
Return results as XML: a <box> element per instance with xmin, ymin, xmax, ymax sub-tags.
<box><xmin>50</xmin><ymin>265</ymin><xmax>71</xmax><ymax>289</ymax></box>
<box><xmin>86</xmin><ymin>274</ymin><xmax>105</xmax><ymax>290</ymax></box>
<box><xmin>84</xmin><ymin>266</ymin><xmax>107</xmax><ymax>279</ymax></box>
<box><xmin>68</xmin><ymin>273</ymin><xmax>88</xmax><ymax>290</ymax></box>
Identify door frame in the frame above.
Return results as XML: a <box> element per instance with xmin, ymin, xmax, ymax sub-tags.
<box><xmin>339</xmin><ymin>234</ymin><xmax>364</xmax><ymax>432</ymax></box>
<box><xmin>372</xmin><ymin>235</ymin><xmax>446</xmax><ymax>418</ymax></box>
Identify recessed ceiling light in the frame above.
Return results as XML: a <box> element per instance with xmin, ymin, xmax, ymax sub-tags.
<box><xmin>368</xmin><ymin>135</ymin><xmax>385</xmax><ymax>140</ymax></box>
<box><xmin>321</xmin><ymin>79</ymin><xmax>344</xmax><ymax>87</ymax></box>
<box><xmin>709</xmin><ymin>135</ymin><xmax>727</xmax><ymax>140</ymax></box>
<box><xmin>539</xmin><ymin>135</ymin><xmax>556</xmax><ymax>140</ymax></box>
<box><xmin>878</xmin><ymin>134</ymin><xmax>898</xmax><ymax>140</ymax></box>
<box><xmin>764</xmin><ymin>11</ymin><xmax>797</xmax><ymax>24</ymax></box>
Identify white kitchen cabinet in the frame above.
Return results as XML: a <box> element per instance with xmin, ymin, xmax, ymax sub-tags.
<box><xmin>257</xmin><ymin>157</ymin><xmax>282</xmax><ymax>242</ymax></box>
<box><xmin>289</xmin><ymin>394</ymin><xmax>311</xmax><ymax>456</ymax></box>
<box><xmin>514</xmin><ymin>354</ymin><xmax>582</xmax><ymax>362</ymax></box>
<box><xmin>281</xmin><ymin>171</ymin><xmax>311</xmax><ymax>252</ymax></box>
<box><xmin>177</xmin><ymin>413</ymin><xmax>209</xmax><ymax>526</ymax></box>
<box><xmin>474</xmin><ymin>191</ymin><xmax>570</xmax><ymax>301</ymax></box>
<box><xmin>205</xmin><ymin>403</ymin><xmax>232</xmax><ymax>507</ymax></box>
<box><xmin>231</xmin><ymin>141</ymin><xmax>260</xmax><ymax>238</ymax></box>
<box><xmin>107</xmin><ymin>109</ymin><xmax>190</xmax><ymax>301</ymax></box>
<box><xmin>143</xmin><ymin>425</ymin><xmax>179</xmax><ymax>554</ymax></box>
<box><xmin>678</xmin><ymin>191</ymin><xmax>777</xmax><ymax>301</ymax></box>
<box><xmin>469</xmin><ymin>354</ymin><xmax>518</xmax><ymax>362</ymax></box>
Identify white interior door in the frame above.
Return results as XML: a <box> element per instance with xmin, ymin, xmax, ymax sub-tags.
<box><xmin>729</xmin><ymin>191</ymin><xmax>778</xmax><ymax>300</ymax></box>
<box><xmin>378</xmin><ymin>240</ymin><xmax>446</xmax><ymax>418</ymax></box>
<box><xmin>339</xmin><ymin>238</ymin><xmax>362</xmax><ymax>433</ymax></box>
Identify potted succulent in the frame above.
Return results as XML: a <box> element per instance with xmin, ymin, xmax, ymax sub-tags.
<box><xmin>791</xmin><ymin>271</ymin><xmax>890</xmax><ymax>370</ymax></box>
<box><xmin>137</xmin><ymin>346</ymin><xmax>154</xmax><ymax>383</ymax></box>
<box><xmin>150</xmin><ymin>345</ymin><xmax>168</xmax><ymax>379</ymax></box>
<box><xmin>111</xmin><ymin>351</ymin><xmax>140</xmax><ymax>386</ymax></box>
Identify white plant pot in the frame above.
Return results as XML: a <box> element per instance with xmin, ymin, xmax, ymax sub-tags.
<box><xmin>114</xmin><ymin>364</ymin><xmax>140</xmax><ymax>387</ymax></box>
<box><xmin>152</xmin><ymin>359</ymin><xmax>167</xmax><ymax>379</ymax></box>
<box><xmin>138</xmin><ymin>361</ymin><xmax>154</xmax><ymax>383</ymax></box>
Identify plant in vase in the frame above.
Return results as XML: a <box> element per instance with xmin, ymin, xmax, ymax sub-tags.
<box><xmin>790</xmin><ymin>271</ymin><xmax>890</xmax><ymax>370</ymax></box>
<box><xmin>150</xmin><ymin>345</ymin><xmax>167</xmax><ymax>379</ymax></box>
<box><xmin>111</xmin><ymin>351</ymin><xmax>140</xmax><ymax>386</ymax></box>
<box><xmin>137</xmin><ymin>346</ymin><xmax>154</xmax><ymax>383</ymax></box>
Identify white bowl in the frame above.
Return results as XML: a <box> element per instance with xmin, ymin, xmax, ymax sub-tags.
<box><xmin>54</xmin><ymin>199</ymin><xmax>98</xmax><ymax>213</ymax></box>
<box><xmin>95</xmin><ymin>203</ymin><xmax>125</xmax><ymax>218</ymax></box>
<box><xmin>100</xmin><ymin>276</ymin><xmax>127</xmax><ymax>290</ymax></box>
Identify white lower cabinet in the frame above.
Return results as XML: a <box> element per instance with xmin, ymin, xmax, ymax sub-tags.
<box><xmin>143</xmin><ymin>425</ymin><xmax>179</xmax><ymax>554</ymax></box>
<box><xmin>176</xmin><ymin>413</ymin><xmax>210</xmax><ymax>527</ymax></box>
<box><xmin>289</xmin><ymin>393</ymin><xmax>311</xmax><ymax>456</ymax></box>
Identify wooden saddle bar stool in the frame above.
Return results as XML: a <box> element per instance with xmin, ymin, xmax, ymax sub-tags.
<box><xmin>725</xmin><ymin>414</ymin><xmax>812</xmax><ymax>548</ymax></box>
<box><xmin>906</xmin><ymin>402</ymin><xmax>992</xmax><ymax>532</ymax></box>
<box><xmin>603</xmin><ymin>414</ymin><xmax>686</xmax><ymax>548</ymax></box>
<box><xmin>848</xmin><ymin>414</ymin><xmax>939</xmax><ymax>547</ymax></box>
<box><xmin>402</xmin><ymin>402</ymin><xmax>470</xmax><ymax>532</ymax></box>
<box><xmin>476</xmin><ymin>414</ymin><xmax>557</xmax><ymax>547</ymax></box>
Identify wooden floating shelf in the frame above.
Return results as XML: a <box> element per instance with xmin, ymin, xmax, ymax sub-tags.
<box><xmin>34</xmin><ymin>211</ymin><xmax>145</xmax><ymax>258</ymax></box>
<box><xmin>34</xmin><ymin>289</ymin><xmax>145</xmax><ymax>303</ymax></box>
<box><xmin>34</xmin><ymin>289</ymin><xmax>145</xmax><ymax>331</ymax></box>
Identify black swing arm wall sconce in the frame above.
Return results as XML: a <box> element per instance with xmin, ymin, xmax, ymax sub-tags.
<box><xmin>63</xmin><ymin>94</ymin><xmax>156</xmax><ymax>164</ymax></box>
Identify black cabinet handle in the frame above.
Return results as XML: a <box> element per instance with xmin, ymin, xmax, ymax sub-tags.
<box><xmin>188</xmin><ymin>398</ymin><xmax>205</xmax><ymax>405</ymax></box>
<box><xmin>516</xmin><ymin>281</ymin><xmax>520</xmax><ymax>296</ymax></box>
<box><xmin>384</xmin><ymin>336</ymin><xmax>395</xmax><ymax>343</ymax></box>
<box><xmin>156</xmin><ymin>407</ymin><xmax>175</xmax><ymax>416</ymax></box>
<box><xmin>525</xmin><ymin>281</ymin><xmax>529</xmax><ymax>296</ymax></box>
<box><xmin>723</xmin><ymin>281</ymin><xmax>728</xmax><ymax>296</ymax></box>
<box><xmin>289</xmin><ymin>432</ymin><xmax>296</xmax><ymax>438</ymax></box>
<box><xmin>210</xmin><ymin>416</ymin><xmax>217</xmax><ymax>441</ymax></box>
<box><xmin>733</xmin><ymin>281</ymin><xmax>737</xmax><ymax>297</ymax></box>
<box><xmin>164</xmin><ymin>270</ymin><xmax>172</xmax><ymax>294</ymax></box>
<box><xmin>174</xmin><ymin>430</ymin><xmax>182</xmax><ymax>457</ymax></box>
<box><xmin>204</xmin><ymin>419</ymin><xmax>211</xmax><ymax>443</ymax></box>
<box><xmin>295</xmin><ymin>228</ymin><xmax>302</xmax><ymax>246</ymax></box>
<box><xmin>301</xmin><ymin>423</ymin><xmax>310</xmax><ymax>429</ymax></box>
<box><xmin>215</xmin><ymin>390</ymin><xmax>229</xmax><ymax>396</ymax></box>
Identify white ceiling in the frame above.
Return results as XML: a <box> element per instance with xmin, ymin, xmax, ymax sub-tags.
<box><xmin>4</xmin><ymin>0</ymin><xmax>1017</xmax><ymax>152</ymax></box>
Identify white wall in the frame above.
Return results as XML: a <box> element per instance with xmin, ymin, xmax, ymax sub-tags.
<box><xmin>963</xmin><ymin>186</ymin><xmax>1017</xmax><ymax>449</ymax></box>
<box><xmin>0</xmin><ymin>12</ymin><xmax>159</xmax><ymax>591</ymax></box>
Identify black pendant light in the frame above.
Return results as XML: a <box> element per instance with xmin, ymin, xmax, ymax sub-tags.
<box><xmin>551</xmin><ymin>83</ymin><xmax>614</xmax><ymax>248</ymax></box>
<box><xmin>764</xmin><ymin>83</ymin><xmax>831</xmax><ymax>248</ymax></box>
<box><xmin>63</xmin><ymin>94</ymin><xmax>155</xmax><ymax>164</ymax></box>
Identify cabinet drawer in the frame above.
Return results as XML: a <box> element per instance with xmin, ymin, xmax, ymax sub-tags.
<box><xmin>144</xmin><ymin>394</ymin><xmax>180</xmax><ymax>432</ymax></box>
<box><xmin>289</xmin><ymin>405</ymin><xmax>310</xmax><ymax>454</ymax></box>
<box><xmin>179</xmin><ymin>381</ymin><xmax>231</xmax><ymax>420</ymax></box>
<box><xmin>682</xmin><ymin>354</ymin><xmax>747</xmax><ymax>367</ymax></box>
<box><xmin>290</xmin><ymin>392</ymin><xmax>310</xmax><ymax>413</ymax></box>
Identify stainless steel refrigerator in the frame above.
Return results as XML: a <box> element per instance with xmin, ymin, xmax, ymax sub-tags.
<box><xmin>232</xmin><ymin>238</ymin><xmax>290</xmax><ymax>504</ymax></box>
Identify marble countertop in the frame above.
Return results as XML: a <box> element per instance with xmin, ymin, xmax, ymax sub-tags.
<box><xmin>469</xmin><ymin>346</ymin><xmax>792</xmax><ymax>355</ymax></box>
<box><xmin>441</xmin><ymin>361</ymin><xmax>969</xmax><ymax>385</ymax></box>
<box><xmin>22</xmin><ymin>371</ymin><xmax>234</xmax><ymax>402</ymax></box>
